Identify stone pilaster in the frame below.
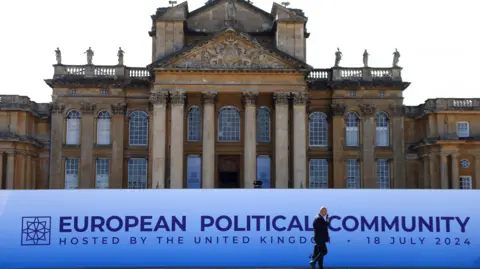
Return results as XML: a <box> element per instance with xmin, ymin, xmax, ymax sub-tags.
<box><xmin>242</xmin><ymin>92</ymin><xmax>258</xmax><ymax>189</ymax></box>
<box><xmin>359</xmin><ymin>104</ymin><xmax>376</xmax><ymax>188</ymax></box>
<box><xmin>422</xmin><ymin>154</ymin><xmax>431</xmax><ymax>189</ymax></box>
<box><xmin>6</xmin><ymin>153</ymin><xmax>15</xmax><ymax>189</ymax></box>
<box><xmin>25</xmin><ymin>155</ymin><xmax>32</xmax><ymax>189</ymax></box>
<box><xmin>292</xmin><ymin>92</ymin><xmax>308</xmax><ymax>188</ymax></box>
<box><xmin>80</xmin><ymin>103</ymin><xmax>96</xmax><ymax>188</ymax></box>
<box><xmin>49</xmin><ymin>103</ymin><xmax>65</xmax><ymax>189</ymax></box>
<box><xmin>390</xmin><ymin>105</ymin><xmax>406</xmax><ymax>188</ymax></box>
<box><xmin>150</xmin><ymin>92</ymin><xmax>168</xmax><ymax>189</ymax></box>
<box><xmin>451</xmin><ymin>153</ymin><xmax>460</xmax><ymax>189</ymax></box>
<box><xmin>169</xmin><ymin>90</ymin><xmax>186</xmax><ymax>189</ymax></box>
<box><xmin>475</xmin><ymin>156</ymin><xmax>480</xmax><ymax>189</ymax></box>
<box><xmin>440</xmin><ymin>153</ymin><xmax>448</xmax><ymax>189</ymax></box>
<box><xmin>110</xmin><ymin>102</ymin><xmax>127</xmax><ymax>188</ymax></box>
<box><xmin>273</xmin><ymin>92</ymin><xmax>290</xmax><ymax>188</ymax></box>
<box><xmin>331</xmin><ymin>103</ymin><xmax>346</xmax><ymax>188</ymax></box>
<box><xmin>0</xmin><ymin>153</ymin><xmax>3</xmax><ymax>189</ymax></box>
<box><xmin>201</xmin><ymin>92</ymin><xmax>217</xmax><ymax>189</ymax></box>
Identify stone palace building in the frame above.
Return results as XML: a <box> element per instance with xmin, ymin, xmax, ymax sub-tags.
<box><xmin>0</xmin><ymin>0</ymin><xmax>479</xmax><ymax>190</ymax></box>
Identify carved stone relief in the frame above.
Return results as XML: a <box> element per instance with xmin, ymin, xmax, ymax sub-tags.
<box><xmin>111</xmin><ymin>103</ymin><xmax>127</xmax><ymax>115</ymax></box>
<box><xmin>359</xmin><ymin>104</ymin><xmax>376</xmax><ymax>116</ymax></box>
<box><xmin>292</xmin><ymin>92</ymin><xmax>309</xmax><ymax>106</ymax></box>
<box><xmin>170</xmin><ymin>91</ymin><xmax>186</xmax><ymax>105</ymax></box>
<box><xmin>80</xmin><ymin>103</ymin><xmax>97</xmax><ymax>114</ymax></box>
<box><xmin>273</xmin><ymin>92</ymin><xmax>290</xmax><ymax>106</ymax></box>
<box><xmin>173</xmin><ymin>33</ymin><xmax>289</xmax><ymax>69</ymax></box>
<box><xmin>242</xmin><ymin>92</ymin><xmax>258</xmax><ymax>106</ymax></box>
<box><xmin>330</xmin><ymin>103</ymin><xmax>346</xmax><ymax>116</ymax></box>
<box><xmin>149</xmin><ymin>92</ymin><xmax>168</xmax><ymax>105</ymax></box>
<box><xmin>201</xmin><ymin>92</ymin><xmax>218</xmax><ymax>105</ymax></box>
<box><xmin>51</xmin><ymin>103</ymin><xmax>65</xmax><ymax>114</ymax></box>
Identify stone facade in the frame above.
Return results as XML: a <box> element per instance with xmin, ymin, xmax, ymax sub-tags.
<box><xmin>0</xmin><ymin>0</ymin><xmax>479</xmax><ymax>191</ymax></box>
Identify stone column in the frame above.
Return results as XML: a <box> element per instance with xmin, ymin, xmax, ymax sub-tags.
<box><xmin>6</xmin><ymin>153</ymin><xmax>15</xmax><ymax>189</ymax></box>
<box><xmin>474</xmin><ymin>156</ymin><xmax>480</xmax><ymax>189</ymax></box>
<box><xmin>274</xmin><ymin>92</ymin><xmax>290</xmax><ymax>188</ymax></box>
<box><xmin>80</xmin><ymin>103</ymin><xmax>96</xmax><ymax>188</ymax></box>
<box><xmin>25</xmin><ymin>155</ymin><xmax>32</xmax><ymax>189</ymax></box>
<box><xmin>390</xmin><ymin>105</ymin><xmax>406</xmax><ymax>188</ymax></box>
<box><xmin>49</xmin><ymin>103</ymin><xmax>65</xmax><ymax>189</ymax></box>
<box><xmin>440</xmin><ymin>153</ymin><xmax>448</xmax><ymax>189</ymax></box>
<box><xmin>422</xmin><ymin>154</ymin><xmax>431</xmax><ymax>189</ymax></box>
<box><xmin>331</xmin><ymin>104</ymin><xmax>346</xmax><ymax>188</ymax></box>
<box><xmin>292</xmin><ymin>92</ymin><xmax>308</xmax><ymax>188</ymax></box>
<box><xmin>202</xmin><ymin>92</ymin><xmax>217</xmax><ymax>189</ymax></box>
<box><xmin>451</xmin><ymin>153</ymin><xmax>460</xmax><ymax>189</ymax></box>
<box><xmin>429</xmin><ymin>154</ymin><xmax>437</xmax><ymax>188</ymax></box>
<box><xmin>359</xmin><ymin>104</ymin><xmax>376</xmax><ymax>188</ymax></box>
<box><xmin>110</xmin><ymin>103</ymin><xmax>126</xmax><ymax>188</ymax></box>
<box><xmin>169</xmin><ymin>90</ymin><xmax>186</xmax><ymax>189</ymax></box>
<box><xmin>242</xmin><ymin>92</ymin><xmax>258</xmax><ymax>189</ymax></box>
<box><xmin>0</xmin><ymin>153</ymin><xmax>3</xmax><ymax>189</ymax></box>
<box><xmin>150</xmin><ymin>92</ymin><xmax>168</xmax><ymax>189</ymax></box>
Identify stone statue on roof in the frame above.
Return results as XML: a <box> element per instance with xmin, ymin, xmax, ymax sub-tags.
<box><xmin>84</xmin><ymin>47</ymin><xmax>94</xmax><ymax>65</ymax></box>
<box><xmin>55</xmin><ymin>48</ymin><xmax>62</xmax><ymax>65</ymax></box>
<box><xmin>393</xmin><ymin>48</ymin><xmax>401</xmax><ymax>67</ymax></box>
<box><xmin>117</xmin><ymin>47</ymin><xmax>125</xmax><ymax>66</ymax></box>
<box><xmin>363</xmin><ymin>49</ymin><xmax>369</xmax><ymax>67</ymax></box>
<box><xmin>334</xmin><ymin>47</ymin><xmax>342</xmax><ymax>67</ymax></box>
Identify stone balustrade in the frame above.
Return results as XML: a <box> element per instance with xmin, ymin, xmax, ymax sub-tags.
<box><xmin>308</xmin><ymin>67</ymin><xmax>402</xmax><ymax>82</ymax></box>
<box><xmin>405</xmin><ymin>98</ymin><xmax>480</xmax><ymax>117</ymax></box>
<box><xmin>53</xmin><ymin>64</ymin><xmax>151</xmax><ymax>80</ymax></box>
<box><xmin>0</xmin><ymin>95</ymin><xmax>50</xmax><ymax>118</ymax></box>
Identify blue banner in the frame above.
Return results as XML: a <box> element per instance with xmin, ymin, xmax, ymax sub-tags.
<box><xmin>0</xmin><ymin>190</ymin><xmax>479</xmax><ymax>268</ymax></box>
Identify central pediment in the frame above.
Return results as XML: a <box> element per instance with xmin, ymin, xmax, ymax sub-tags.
<box><xmin>153</xmin><ymin>29</ymin><xmax>310</xmax><ymax>71</ymax></box>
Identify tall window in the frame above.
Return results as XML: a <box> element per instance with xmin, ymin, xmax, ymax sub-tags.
<box><xmin>127</xmin><ymin>158</ymin><xmax>147</xmax><ymax>189</ymax></box>
<box><xmin>346</xmin><ymin>159</ymin><xmax>360</xmax><ymax>188</ymax></box>
<box><xmin>65</xmin><ymin>158</ymin><xmax>79</xmax><ymax>189</ymax></box>
<box><xmin>309</xmin><ymin>112</ymin><xmax>328</xmax><ymax>147</ymax></box>
<box><xmin>218</xmin><ymin>107</ymin><xmax>240</xmax><ymax>142</ymax></box>
<box><xmin>345</xmin><ymin>112</ymin><xmax>359</xmax><ymax>146</ymax></box>
<box><xmin>187</xmin><ymin>155</ymin><xmax>201</xmax><ymax>189</ymax></box>
<box><xmin>95</xmin><ymin>159</ymin><xmax>110</xmax><ymax>188</ymax></box>
<box><xmin>376</xmin><ymin>112</ymin><xmax>389</xmax><ymax>146</ymax></box>
<box><xmin>257</xmin><ymin>107</ymin><xmax>270</xmax><ymax>143</ymax></box>
<box><xmin>459</xmin><ymin>176</ymin><xmax>472</xmax><ymax>189</ymax></box>
<box><xmin>257</xmin><ymin>155</ymin><xmax>271</xmax><ymax>188</ymax></box>
<box><xmin>376</xmin><ymin>159</ymin><xmax>390</xmax><ymax>188</ymax></box>
<box><xmin>187</xmin><ymin>106</ymin><xmax>201</xmax><ymax>142</ymax></box>
<box><xmin>456</xmin><ymin>122</ymin><xmax>470</xmax><ymax>137</ymax></box>
<box><xmin>309</xmin><ymin>159</ymin><xmax>328</xmax><ymax>188</ymax></box>
<box><xmin>129</xmin><ymin>111</ymin><xmax>148</xmax><ymax>146</ymax></box>
<box><xmin>66</xmin><ymin>110</ymin><xmax>81</xmax><ymax>145</ymax></box>
<box><xmin>96</xmin><ymin>111</ymin><xmax>111</xmax><ymax>145</ymax></box>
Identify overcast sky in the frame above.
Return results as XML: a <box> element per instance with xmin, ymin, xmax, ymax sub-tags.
<box><xmin>0</xmin><ymin>0</ymin><xmax>478</xmax><ymax>105</ymax></box>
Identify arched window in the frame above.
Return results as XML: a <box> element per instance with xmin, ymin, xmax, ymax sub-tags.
<box><xmin>309</xmin><ymin>112</ymin><xmax>328</xmax><ymax>146</ymax></box>
<box><xmin>345</xmin><ymin>112</ymin><xmax>359</xmax><ymax>146</ymax></box>
<box><xmin>129</xmin><ymin>111</ymin><xmax>148</xmax><ymax>146</ymax></box>
<box><xmin>218</xmin><ymin>106</ymin><xmax>240</xmax><ymax>142</ymax></box>
<box><xmin>257</xmin><ymin>107</ymin><xmax>270</xmax><ymax>143</ymax></box>
<box><xmin>66</xmin><ymin>110</ymin><xmax>81</xmax><ymax>145</ymax></box>
<box><xmin>96</xmin><ymin>111</ymin><xmax>111</xmax><ymax>145</ymax></box>
<box><xmin>376</xmin><ymin>112</ymin><xmax>389</xmax><ymax>146</ymax></box>
<box><xmin>187</xmin><ymin>106</ymin><xmax>201</xmax><ymax>142</ymax></box>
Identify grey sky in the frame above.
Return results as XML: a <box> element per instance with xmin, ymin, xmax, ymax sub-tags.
<box><xmin>0</xmin><ymin>0</ymin><xmax>478</xmax><ymax>105</ymax></box>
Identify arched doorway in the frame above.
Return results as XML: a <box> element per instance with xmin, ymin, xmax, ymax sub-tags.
<box><xmin>217</xmin><ymin>156</ymin><xmax>240</xmax><ymax>188</ymax></box>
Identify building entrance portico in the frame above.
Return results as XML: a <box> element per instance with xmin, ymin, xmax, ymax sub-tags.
<box><xmin>217</xmin><ymin>155</ymin><xmax>241</xmax><ymax>188</ymax></box>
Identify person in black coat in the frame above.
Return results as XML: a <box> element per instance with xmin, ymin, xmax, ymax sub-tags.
<box><xmin>310</xmin><ymin>206</ymin><xmax>330</xmax><ymax>269</ymax></box>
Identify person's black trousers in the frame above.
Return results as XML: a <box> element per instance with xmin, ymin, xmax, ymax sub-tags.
<box><xmin>312</xmin><ymin>242</ymin><xmax>328</xmax><ymax>269</ymax></box>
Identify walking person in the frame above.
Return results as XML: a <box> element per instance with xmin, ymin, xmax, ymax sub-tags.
<box><xmin>310</xmin><ymin>206</ymin><xmax>330</xmax><ymax>269</ymax></box>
